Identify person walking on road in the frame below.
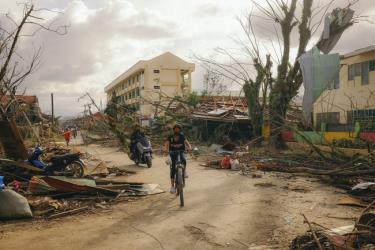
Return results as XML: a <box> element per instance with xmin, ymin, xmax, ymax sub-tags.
<box><xmin>63</xmin><ymin>128</ymin><xmax>72</xmax><ymax>146</ymax></box>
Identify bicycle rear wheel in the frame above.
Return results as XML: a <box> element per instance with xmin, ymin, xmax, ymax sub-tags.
<box><xmin>177</xmin><ymin>167</ymin><xmax>184</xmax><ymax>207</ymax></box>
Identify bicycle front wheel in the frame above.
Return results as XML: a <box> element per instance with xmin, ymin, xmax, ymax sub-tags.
<box><xmin>177</xmin><ymin>167</ymin><xmax>184</xmax><ymax>207</ymax></box>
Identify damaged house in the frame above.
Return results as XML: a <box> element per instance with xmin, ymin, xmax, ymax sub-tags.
<box><xmin>0</xmin><ymin>95</ymin><xmax>43</xmax><ymax>124</ymax></box>
<box><xmin>190</xmin><ymin>95</ymin><xmax>252</xmax><ymax>142</ymax></box>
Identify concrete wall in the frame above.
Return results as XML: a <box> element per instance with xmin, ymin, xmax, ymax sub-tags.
<box><xmin>313</xmin><ymin>50</ymin><xmax>375</xmax><ymax>126</ymax></box>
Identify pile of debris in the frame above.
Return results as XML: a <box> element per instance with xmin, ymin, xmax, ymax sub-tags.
<box><xmin>81</xmin><ymin>131</ymin><xmax>119</xmax><ymax>147</ymax></box>
<box><xmin>0</xmin><ymin>174</ymin><xmax>163</xmax><ymax>220</ymax></box>
<box><xmin>0</xmin><ymin>144</ymin><xmax>163</xmax><ymax>221</ymax></box>
<box><xmin>241</xmin><ymin>151</ymin><xmax>375</xmax><ymax>198</ymax></box>
<box><xmin>290</xmin><ymin>205</ymin><xmax>375</xmax><ymax>249</ymax></box>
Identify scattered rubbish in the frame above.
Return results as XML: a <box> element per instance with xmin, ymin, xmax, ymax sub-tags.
<box><xmin>128</xmin><ymin>183</ymin><xmax>164</xmax><ymax>195</ymax></box>
<box><xmin>8</xmin><ymin>180</ymin><xmax>21</xmax><ymax>192</ymax></box>
<box><xmin>291</xmin><ymin>203</ymin><xmax>375</xmax><ymax>249</ymax></box>
<box><xmin>283</xmin><ymin>184</ymin><xmax>311</xmax><ymax>193</ymax></box>
<box><xmin>192</xmin><ymin>147</ymin><xmax>199</xmax><ymax>157</ymax></box>
<box><xmin>337</xmin><ymin>196</ymin><xmax>371</xmax><ymax>208</ymax></box>
<box><xmin>220</xmin><ymin>155</ymin><xmax>231</xmax><ymax>169</ymax></box>
<box><xmin>251</xmin><ymin>173</ymin><xmax>262</xmax><ymax>178</ymax></box>
<box><xmin>283</xmin><ymin>215</ymin><xmax>294</xmax><ymax>225</ymax></box>
<box><xmin>254</xmin><ymin>182</ymin><xmax>276</xmax><ymax>188</ymax></box>
<box><xmin>209</xmin><ymin>143</ymin><xmax>235</xmax><ymax>155</ymax></box>
<box><xmin>349</xmin><ymin>182</ymin><xmax>375</xmax><ymax>197</ymax></box>
<box><xmin>42</xmin><ymin>176</ymin><xmax>97</xmax><ymax>193</ymax></box>
<box><xmin>28</xmin><ymin>176</ymin><xmax>56</xmax><ymax>194</ymax></box>
<box><xmin>107</xmin><ymin>167</ymin><xmax>136</xmax><ymax>176</ymax></box>
<box><xmin>47</xmin><ymin>206</ymin><xmax>90</xmax><ymax>220</ymax></box>
<box><xmin>0</xmin><ymin>189</ymin><xmax>33</xmax><ymax>220</ymax></box>
<box><xmin>230</xmin><ymin>158</ymin><xmax>240</xmax><ymax>171</ymax></box>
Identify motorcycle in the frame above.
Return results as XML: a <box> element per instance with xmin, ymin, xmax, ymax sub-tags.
<box><xmin>27</xmin><ymin>147</ymin><xmax>85</xmax><ymax>177</ymax></box>
<box><xmin>130</xmin><ymin>138</ymin><xmax>153</xmax><ymax>168</ymax></box>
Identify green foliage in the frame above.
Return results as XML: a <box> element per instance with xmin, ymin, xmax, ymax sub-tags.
<box><xmin>186</xmin><ymin>91</ymin><xmax>200</xmax><ymax>108</ymax></box>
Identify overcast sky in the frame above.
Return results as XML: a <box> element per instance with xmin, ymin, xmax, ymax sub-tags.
<box><xmin>1</xmin><ymin>0</ymin><xmax>375</xmax><ymax>117</ymax></box>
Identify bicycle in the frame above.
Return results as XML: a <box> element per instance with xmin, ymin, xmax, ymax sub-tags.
<box><xmin>171</xmin><ymin>150</ymin><xmax>186</xmax><ymax>207</ymax></box>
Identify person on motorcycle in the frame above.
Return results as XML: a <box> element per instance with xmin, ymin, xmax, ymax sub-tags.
<box><xmin>130</xmin><ymin>126</ymin><xmax>146</xmax><ymax>159</ymax></box>
<box><xmin>164</xmin><ymin>124</ymin><xmax>192</xmax><ymax>194</ymax></box>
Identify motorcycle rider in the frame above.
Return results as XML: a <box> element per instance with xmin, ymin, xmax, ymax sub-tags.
<box><xmin>164</xmin><ymin>124</ymin><xmax>192</xmax><ymax>194</ymax></box>
<box><xmin>130</xmin><ymin>126</ymin><xmax>146</xmax><ymax>160</ymax></box>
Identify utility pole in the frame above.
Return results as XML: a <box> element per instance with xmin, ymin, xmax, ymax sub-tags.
<box><xmin>51</xmin><ymin>93</ymin><xmax>54</xmax><ymax>126</ymax></box>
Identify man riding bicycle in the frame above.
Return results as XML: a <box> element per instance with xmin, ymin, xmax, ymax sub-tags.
<box><xmin>164</xmin><ymin>124</ymin><xmax>192</xmax><ymax>194</ymax></box>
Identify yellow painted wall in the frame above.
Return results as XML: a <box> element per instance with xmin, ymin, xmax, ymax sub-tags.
<box><xmin>323</xmin><ymin>132</ymin><xmax>355</xmax><ymax>142</ymax></box>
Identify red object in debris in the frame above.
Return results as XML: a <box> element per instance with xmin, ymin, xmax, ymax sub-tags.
<box><xmin>220</xmin><ymin>156</ymin><xmax>231</xmax><ymax>169</ymax></box>
<box><xmin>282</xmin><ymin>131</ymin><xmax>294</xmax><ymax>142</ymax></box>
<box><xmin>9</xmin><ymin>180</ymin><xmax>21</xmax><ymax>191</ymax></box>
<box><xmin>360</xmin><ymin>132</ymin><xmax>375</xmax><ymax>143</ymax></box>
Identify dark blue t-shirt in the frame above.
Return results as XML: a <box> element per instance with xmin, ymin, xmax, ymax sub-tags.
<box><xmin>168</xmin><ymin>133</ymin><xmax>186</xmax><ymax>151</ymax></box>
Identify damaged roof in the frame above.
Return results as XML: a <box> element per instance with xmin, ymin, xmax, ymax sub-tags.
<box><xmin>0</xmin><ymin>95</ymin><xmax>39</xmax><ymax>106</ymax></box>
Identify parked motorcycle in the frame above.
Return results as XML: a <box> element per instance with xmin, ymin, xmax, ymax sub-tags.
<box><xmin>130</xmin><ymin>138</ymin><xmax>152</xmax><ymax>168</ymax></box>
<box><xmin>27</xmin><ymin>147</ymin><xmax>85</xmax><ymax>177</ymax></box>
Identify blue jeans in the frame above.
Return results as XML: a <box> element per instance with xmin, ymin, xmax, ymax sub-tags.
<box><xmin>169</xmin><ymin>151</ymin><xmax>186</xmax><ymax>179</ymax></box>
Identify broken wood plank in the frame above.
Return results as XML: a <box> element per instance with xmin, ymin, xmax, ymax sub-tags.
<box><xmin>0</xmin><ymin>158</ymin><xmax>43</xmax><ymax>172</ymax></box>
<box><xmin>47</xmin><ymin>206</ymin><xmax>89</xmax><ymax>219</ymax></box>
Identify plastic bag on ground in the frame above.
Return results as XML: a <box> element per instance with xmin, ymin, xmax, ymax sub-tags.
<box><xmin>0</xmin><ymin>189</ymin><xmax>33</xmax><ymax>219</ymax></box>
<box><xmin>165</xmin><ymin>155</ymin><xmax>172</xmax><ymax>166</ymax></box>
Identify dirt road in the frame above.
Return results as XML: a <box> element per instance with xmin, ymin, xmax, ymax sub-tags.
<box><xmin>0</xmin><ymin>143</ymin><xmax>360</xmax><ymax>250</ymax></box>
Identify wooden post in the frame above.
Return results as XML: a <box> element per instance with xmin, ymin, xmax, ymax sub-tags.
<box><xmin>22</xmin><ymin>111</ymin><xmax>41</xmax><ymax>144</ymax></box>
<box><xmin>51</xmin><ymin>93</ymin><xmax>54</xmax><ymax>126</ymax></box>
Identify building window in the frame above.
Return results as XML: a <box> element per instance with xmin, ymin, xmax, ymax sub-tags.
<box><xmin>348</xmin><ymin>61</ymin><xmax>371</xmax><ymax>85</ymax></box>
<box><xmin>153</xmin><ymin>69</ymin><xmax>160</xmax><ymax>74</ymax></box>
<box><xmin>316</xmin><ymin>112</ymin><xmax>340</xmax><ymax>127</ymax></box>
<box><xmin>333</xmin><ymin>72</ymin><xmax>340</xmax><ymax>89</ymax></box>
<box><xmin>135</xmin><ymin>103</ymin><xmax>140</xmax><ymax>111</ymax></box>
<box><xmin>348</xmin><ymin>109</ymin><xmax>375</xmax><ymax>131</ymax></box>
<box><xmin>370</xmin><ymin>60</ymin><xmax>375</xmax><ymax>71</ymax></box>
<box><xmin>136</xmin><ymin>75</ymin><xmax>140</xmax><ymax>82</ymax></box>
<box><xmin>354</xmin><ymin>63</ymin><xmax>361</xmax><ymax>77</ymax></box>
<box><xmin>136</xmin><ymin>88</ymin><xmax>140</xmax><ymax>97</ymax></box>
<box><xmin>361</xmin><ymin>61</ymin><xmax>369</xmax><ymax>85</ymax></box>
<box><xmin>348</xmin><ymin>64</ymin><xmax>354</xmax><ymax>81</ymax></box>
